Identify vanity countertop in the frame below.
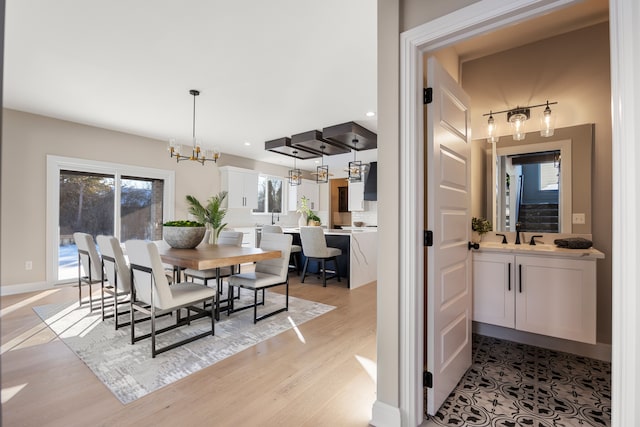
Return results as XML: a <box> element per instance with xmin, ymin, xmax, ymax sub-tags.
<box><xmin>476</xmin><ymin>241</ymin><xmax>604</xmax><ymax>259</ymax></box>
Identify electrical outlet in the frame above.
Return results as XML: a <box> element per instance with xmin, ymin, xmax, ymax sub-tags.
<box><xmin>572</xmin><ymin>213</ymin><xmax>586</xmax><ymax>225</ymax></box>
<box><xmin>25</xmin><ymin>261</ymin><xmax>33</xmax><ymax>270</ymax></box>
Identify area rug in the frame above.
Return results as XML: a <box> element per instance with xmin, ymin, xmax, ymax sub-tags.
<box><xmin>33</xmin><ymin>291</ymin><xmax>335</xmax><ymax>404</ymax></box>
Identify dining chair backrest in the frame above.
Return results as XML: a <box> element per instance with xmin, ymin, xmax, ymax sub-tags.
<box><xmin>218</xmin><ymin>230</ymin><xmax>243</xmax><ymax>246</ymax></box>
<box><xmin>299</xmin><ymin>226</ymin><xmax>330</xmax><ymax>258</ymax></box>
<box><xmin>255</xmin><ymin>233</ymin><xmax>292</xmax><ymax>280</ymax></box>
<box><xmin>96</xmin><ymin>235</ymin><xmax>131</xmax><ymax>292</ymax></box>
<box><xmin>73</xmin><ymin>232</ymin><xmax>102</xmax><ymax>280</ymax></box>
<box><xmin>125</xmin><ymin>240</ymin><xmax>173</xmax><ymax>310</ymax></box>
<box><xmin>261</xmin><ymin>225</ymin><xmax>283</xmax><ymax>234</ymax></box>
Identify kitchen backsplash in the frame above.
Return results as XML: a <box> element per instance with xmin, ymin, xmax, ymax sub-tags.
<box><xmin>351</xmin><ymin>200</ymin><xmax>378</xmax><ymax>226</ymax></box>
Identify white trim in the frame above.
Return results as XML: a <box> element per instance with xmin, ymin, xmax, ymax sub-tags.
<box><xmin>495</xmin><ymin>139</ymin><xmax>572</xmax><ymax>232</ymax></box>
<box><xmin>371</xmin><ymin>400</ymin><xmax>402</xmax><ymax>427</ymax></box>
<box><xmin>609</xmin><ymin>0</ymin><xmax>639</xmax><ymax>425</ymax></box>
<box><xmin>399</xmin><ymin>1</ymin><xmax>592</xmax><ymax>425</ymax></box>
<box><xmin>473</xmin><ymin>322</ymin><xmax>612</xmax><ymax>362</ymax></box>
<box><xmin>46</xmin><ymin>155</ymin><xmax>175</xmax><ymax>284</ymax></box>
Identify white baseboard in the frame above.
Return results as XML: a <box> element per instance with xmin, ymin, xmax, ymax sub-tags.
<box><xmin>473</xmin><ymin>322</ymin><xmax>612</xmax><ymax>362</ymax></box>
<box><xmin>1</xmin><ymin>281</ymin><xmax>73</xmax><ymax>296</ymax></box>
<box><xmin>371</xmin><ymin>400</ymin><xmax>402</xmax><ymax>427</ymax></box>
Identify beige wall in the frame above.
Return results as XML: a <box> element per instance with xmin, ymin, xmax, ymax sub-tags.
<box><xmin>0</xmin><ymin>109</ymin><xmax>292</xmax><ymax>288</ymax></box>
<box><xmin>400</xmin><ymin>0</ymin><xmax>479</xmax><ymax>32</ymax></box>
<box><xmin>461</xmin><ymin>23</ymin><xmax>612</xmax><ymax>343</ymax></box>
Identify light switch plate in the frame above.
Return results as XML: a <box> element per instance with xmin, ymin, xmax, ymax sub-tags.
<box><xmin>572</xmin><ymin>213</ymin><xmax>586</xmax><ymax>224</ymax></box>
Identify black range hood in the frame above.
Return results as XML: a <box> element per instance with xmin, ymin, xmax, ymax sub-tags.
<box><xmin>364</xmin><ymin>161</ymin><xmax>377</xmax><ymax>201</ymax></box>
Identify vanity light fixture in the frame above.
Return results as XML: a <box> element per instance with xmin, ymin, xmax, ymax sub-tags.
<box><xmin>168</xmin><ymin>89</ymin><xmax>221</xmax><ymax>164</ymax></box>
<box><xmin>483</xmin><ymin>101</ymin><xmax>557</xmax><ymax>142</ymax></box>
<box><xmin>288</xmin><ymin>150</ymin><xmax>302</xmax><ymax>186</ymax></box>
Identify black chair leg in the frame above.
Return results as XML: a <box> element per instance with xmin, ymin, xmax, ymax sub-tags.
<box><xmin>321</xmin><ymin>259</ymin><xmax>327</xmax><ymax>287</ymax></box>
<box><xmin>301</xmin><ymin>258</ymin><xmax>310</xmax><ymax>283</ymax></box>
<box><xmin>333</xmin><ymin>257</ymin><xmax>341</xmax><ymax>282</ymax></box>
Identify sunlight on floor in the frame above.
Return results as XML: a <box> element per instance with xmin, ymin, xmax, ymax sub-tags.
<box><xmin>0</xmin><ymin>289</ymin><xmax>59</xmax><ymax>318</ymax></box>
<box><xmin>287</xmin><ymin>316</ymin><xmax>306</xmax><ymax>344</ymax></box>
<box><xmin>1</xmin><ymin>384</ymin><xmax>28</xmax><ymax>404</ymax></box>
<box><xmin>0</xmin><ymin>322</ymin><xmax>55</xmax><ymax>355</ymax></box>
<box><xmin>355</xmin><ymin>354</ymin><xmax>377</xmax><ymax>384</ymax></box>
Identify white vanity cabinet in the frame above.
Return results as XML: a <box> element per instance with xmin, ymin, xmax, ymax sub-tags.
<box><xmin>473</xmin><ymin>251</ymin><xmax>597</xmax><ymax>344</ymax></box>
<box><xmin>348</xmin><ymin>181</ymin><xmax>364</xmax><ymax>211</ymax></box>
<box><xmin>220</xmin><ymin>166</ymin><xmax>258</xmax><ymax>209</ymax></box>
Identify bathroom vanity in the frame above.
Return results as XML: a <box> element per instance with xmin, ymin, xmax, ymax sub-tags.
<box><xmin>473</xmin><ymin>242</ymin><xmax>604</xmax><ymax>344</ymax></box>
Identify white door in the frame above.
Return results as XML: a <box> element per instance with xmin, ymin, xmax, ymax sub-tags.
<box><xmin>425</xmin><ymin>57</ymin><xmax>473</xmax><ymax>415</ymax></box>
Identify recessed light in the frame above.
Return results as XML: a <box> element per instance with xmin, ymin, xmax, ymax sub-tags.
<box><xmin>366</xmin><ymin>111</ymin><xmax>376</xmax><ymax>117</ymax></box>
<box><xmin>314</xmin><ymin>160</ymin><xmax>320</xmax><ymax>164</ymax></box>
<box><xmin>244</xmin><ymin>142</ymin><xmax>251</xmax><ymax>146</ymax></box>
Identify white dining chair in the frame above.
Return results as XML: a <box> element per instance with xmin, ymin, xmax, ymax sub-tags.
<box><xmin>261</xmin><ymin>225</ymin><xmax>302</xmax><ymax>273</ymax></box>
<box><xmin>96</xmin><ymin>235</ymin><xmax>132</xmax><ymax>329</ymax></box>
<box><xmin>73</xmin><ymin>232</ymin><xmax>103</xmax><ymax>311</ymax></box>
<box><xmin>126</xmin><ymin>240</ymin><xmax>216</xmax><ymax>358</ymax></box>
<box><xmin>226</xmin><ymin>233</ymin><xmax>292</xmax><ymax>323</ymax></box>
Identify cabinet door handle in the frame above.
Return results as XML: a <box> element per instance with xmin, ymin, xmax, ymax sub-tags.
<box><xmin>519</xmin><ymin>264</ymin><xmax>522</xmax><ymax>293</ymax></box>
<box><xmin>508</xmin><ymin>262</ymin><xmax>511</xmax><ymax>291</ymax></box>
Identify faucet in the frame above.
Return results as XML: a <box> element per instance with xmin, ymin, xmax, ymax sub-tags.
<box><xmin>529</xmin><ymin>235</ymin><xmax>544</xmax><ymax>245</ymax></box>
<box><xmin>515</xmin><ymin>222</ymin><xmax>522</xmax><ymax>245</ymax></box>
<box><xmin>271</xmin><ymin>210</ymin><xmax>280</xmax><ymax>225</ymax></box>
<box><xmin>496</xmin><ymin>233</ymin><xmax>508</xmax><ymax>244</ymax></box>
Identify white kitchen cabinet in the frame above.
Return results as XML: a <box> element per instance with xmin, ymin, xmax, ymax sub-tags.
<box><xmin>220</xmin><ymin>166</ymin><xmax>258</xmax><ymax>209</ymax></box>
<box><xmin>348</xmin><ymin>181</ymin><xmax>364</xmax><ymax>211</ymax></box>
<box><xmin>288</xmin><ymin>179</ymin><xmax>319</xmax><ymax>212</ymax></box>
<box><xmin>473</xmin><ymin>252</ymin><xmax>596</xmax><ymax>344</ymax></box>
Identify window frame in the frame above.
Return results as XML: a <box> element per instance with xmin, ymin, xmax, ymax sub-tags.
<box><xmin>252</xmin><ymin>173</ymin><xmax>285</xmax><ymax>215</ymax></box>
<box><xmin>46</xmin><ymin>155</ymin><xmax>175</xmax><ymax>284</ymax></box>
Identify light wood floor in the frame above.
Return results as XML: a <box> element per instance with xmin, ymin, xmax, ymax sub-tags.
<box><xmin>1</xmin><ymin>275</ymin><xmax>377</xmax><ymax>426</ymax></box>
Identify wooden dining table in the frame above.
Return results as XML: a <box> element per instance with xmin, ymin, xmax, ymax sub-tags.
<box><xmin>156</xmin><ymin>243</ymin><xmax>281</xmax><ymax>319</ymax></box>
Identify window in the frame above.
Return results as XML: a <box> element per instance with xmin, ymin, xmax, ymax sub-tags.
<box><xmin>48</xmin><ymin>156</ymin><xmax>174</xmax><ymax>283</ymax></box>
<box><xmin>253</xmin><ymin>175</ymin><xmax>284</xmax><ymax>214</ymax></box>
<box><xmin>539</xmin><ymin>161</ymin><xmax>559</xmax><ymax>191</ymax></box>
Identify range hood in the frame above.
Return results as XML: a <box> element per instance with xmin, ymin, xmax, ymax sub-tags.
<box><xmin>364</xmin><ymin>161</ymin><xmax>377</xmax><ymax>201</ymax></box>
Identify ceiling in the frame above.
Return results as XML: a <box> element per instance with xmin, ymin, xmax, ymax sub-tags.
<box><xmin>3</xmin><ymin>0</ymin><xmax>608</xmax><ymax>172</ymax></box>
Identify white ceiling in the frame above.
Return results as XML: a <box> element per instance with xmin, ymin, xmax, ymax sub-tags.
<box><xmin>3</xmin><ymin>0</ymin><xmax>608</xmax><ymax>172</ymax></box>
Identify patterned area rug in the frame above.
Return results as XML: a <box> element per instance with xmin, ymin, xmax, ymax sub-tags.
<box><xmin>34</xmin><ymin>291</ymin><xmax>334</xmax><ymax>404</ymax></box>
<box><xmin>425</xmin><ymin>334</ymin><xmax>611</xmax><ymax>426</ymax></box>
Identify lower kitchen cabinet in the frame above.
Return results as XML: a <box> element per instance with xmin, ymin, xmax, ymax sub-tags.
<box><xmin>473</xmin><ymin>252</ymin><xmax>597</xmax><ymax>344</ymax></box>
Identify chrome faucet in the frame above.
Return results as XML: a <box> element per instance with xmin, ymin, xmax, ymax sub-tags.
<box><xmin>515</xmin><ymin>222</ymin><xmax>522</xmax><ymax>245</ymax></box>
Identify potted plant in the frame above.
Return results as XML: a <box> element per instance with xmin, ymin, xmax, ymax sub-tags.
<box><xmin>471</xmin><ymin>217</ymin><xmax>492</xmax><ymax>243</ymax></box>
<box><xmin>162</xmin><ymin>220</ymin><xmax>206</xmax><ymax>249</ymax></box>
<box><xmin>186</xmin><ymin>191</ymin><xmax>228</xmax><ymax>244</ymax></box>
<box><xmin>297</xmin><ymin>196</ymin><xmax>321</xmax><ymax>226</ymax></box>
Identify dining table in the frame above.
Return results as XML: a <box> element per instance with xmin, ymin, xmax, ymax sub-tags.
<box><xmin>157</xmin><ymin>243</ymin><xmax>281</xmax><ymax>319</ymax></box>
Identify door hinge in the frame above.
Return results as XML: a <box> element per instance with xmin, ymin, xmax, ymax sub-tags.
<box><xmin>423</xmin><ymin>88</ymin><xmax>433</xmax><ymax>105</ymax></box>
<box><xmin>423</xmin><ymin>371</ymin><xmax>433</xmax><ymax>388</ymax></box>
<box><xmin>424</xmin><ymin>230</ymin><xmax>433</xmax><ymax>247</ymax></box>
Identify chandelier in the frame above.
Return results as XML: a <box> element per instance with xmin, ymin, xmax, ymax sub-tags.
<box><xmin>347</xmin><ymin>138</ymin><xmax>363</xmax><ymax>182</ymax></box>
<box><xmin>314</xmin><ymin>144</ymin><xmax>330</xmax><ymax>184</ymax></box>
<box><xmin>168</xmin><ymin>89</ymin><xmax>221</xmax><ymax>164</ymax></box>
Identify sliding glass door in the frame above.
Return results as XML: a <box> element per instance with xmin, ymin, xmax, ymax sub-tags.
<box><xmin>48</xmin><ymin>156</ymin><xmax>175</xmax><ymax>282</ymax></box>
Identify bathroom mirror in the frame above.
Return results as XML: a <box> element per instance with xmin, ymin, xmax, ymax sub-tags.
<box><xmin>484</xmin><ymin>124</ymin><xmax>594</xmax><ymax>234</ymax></box>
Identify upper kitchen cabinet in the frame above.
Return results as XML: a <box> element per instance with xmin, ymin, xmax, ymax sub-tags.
<box><xmin>220</xmin><ymin>166</ymin><xmax>259</xmax><ymax>209</ymax></box>
<box><xmin>348</xmin><ymin>181</ymin><xmax>364</xmax><ymax>211</ymax></box>
<box><xmin>288</xmin><ymin>179</ymin><xmax>319</xmax><ymax>212</ymax></box>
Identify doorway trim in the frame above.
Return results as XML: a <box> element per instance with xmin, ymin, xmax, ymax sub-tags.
<box><xmin>397</xmin><ymin>0</ymin><xmax>637</xmax><ymax>425</ymax></box>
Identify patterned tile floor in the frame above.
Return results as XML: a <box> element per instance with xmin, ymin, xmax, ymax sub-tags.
<box><xmin>424</xmin><ymin>334</ymin><xmax>611</xmax><ymax>426</ymax></box>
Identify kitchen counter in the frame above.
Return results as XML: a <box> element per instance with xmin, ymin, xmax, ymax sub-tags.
<box><xmin>284</xmin><ymin>227</ymin><xmax>377</xmax><ymax>289</ymax></box>
<box><xmin>477</xmin><ymin>242</ymin><xmax>604</xmax><ymax>259</ymax></box>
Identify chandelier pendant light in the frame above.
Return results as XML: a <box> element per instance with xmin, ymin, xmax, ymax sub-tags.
<box><xmin>168</xmin><ymin>89</ymin><xmax>221</xmax><ymax>164</ymax></box>
<box><xmin>288</xmin><ymin>150</ymin><xmax>302</xmax><ymax>186</ymax></box>
<box><xmin>348</xmin><ymin>138</ymin><xmax>363</xmax><ymax>182</ymax></box>
<box><xmin>316</xmin><ymin>144</ymin><xmax>329</xmax><ymax>184</ymax></box>
<box><xmin>483</xmin><ymin>101</ymin><xmax>557</xmax><ymax>142</ymax></box>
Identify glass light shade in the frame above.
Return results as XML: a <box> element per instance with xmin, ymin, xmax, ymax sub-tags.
<box><xmin>316</xmin><ymin>165</ymin><xmax>329</xmax><ymax>184</ymax></box>
<box><xmin>288</xmin><ymin>169</ymin><xmax>302</xmax><ymax>186</ymax></box>
<box><xmin>540</xmin><ymin>107</ymin><xmax>556</xmax><ymax>137</ymax></box>
<box><xmin>348</xmin><ymin>160</ymin><xmax>362</xmax><ymax>182</ymax></box>
<box><xmin>486</xmin><ymin>114</ymin><xmax>499</xmax><ymax>143</ymax></box>
<box><xmin>510</xmin><ymin>117</ymin><xmax>526</xmax><ymax>141</ymax></box>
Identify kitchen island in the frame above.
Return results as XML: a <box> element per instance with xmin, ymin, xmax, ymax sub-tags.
<box><xmin>283</xmin><ymin>227</ymin><xmax>377</xmax><ymax>289</ymax></box>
